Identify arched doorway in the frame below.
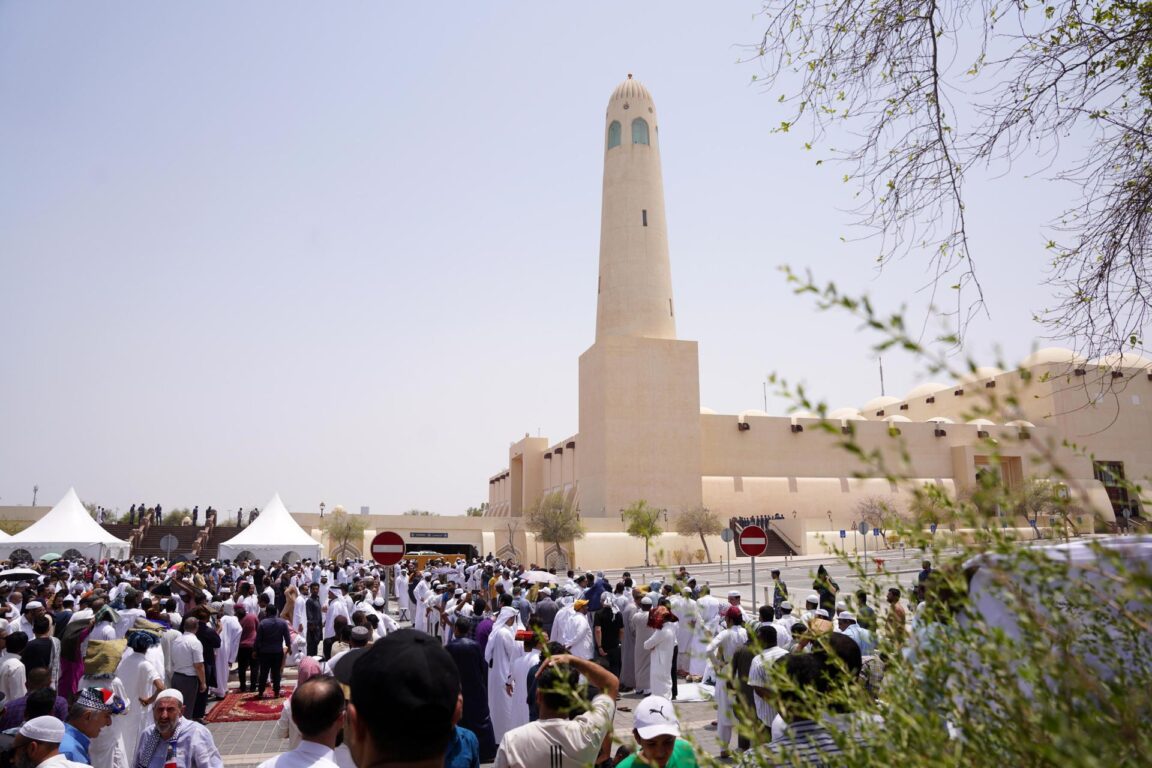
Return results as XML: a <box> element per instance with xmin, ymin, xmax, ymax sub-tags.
<box><xmin>61</xmin><ymin>548</ymin><xmax>85</xmax><ymax>561</ymax></box>
<box><xmin>281</xmin><ymin>550</ymin><xmax>302</xmax><ymax>563</ymax></box>
<box><xmin>544</xmin><ymin>544</ymin><xmax>570</xmax><ymax>571</ymax></box>
<box><xmin>7</xmin><ymin>548</ymin><xmax>32</xmax><ymax>565</ymax></box>
<box><xmin>330</xmin><ymin>543</ymin><xmax>361</xmax><ymax>561</ymax></box>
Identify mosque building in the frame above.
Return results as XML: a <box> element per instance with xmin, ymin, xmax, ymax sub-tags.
<box><xmin>482</xmin><ymin>76</ymin><xmax>1151</xmax><ymax>566</ymax></box>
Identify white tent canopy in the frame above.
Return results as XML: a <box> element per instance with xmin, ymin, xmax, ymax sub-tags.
<box><xmin>7</xmin><ymin>488</ymin><xmax>130</xmax><ymax>561</ymax></box>
<box><xmin>217</xmin><ymin>493</ymin><xmax>321</xmax><ymax>564</ymax></box>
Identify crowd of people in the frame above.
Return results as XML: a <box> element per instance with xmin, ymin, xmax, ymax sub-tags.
<box><xmin>0</xmin><ymin>553</ymin><xmax>925</xmax><ymax>768</ymax></box>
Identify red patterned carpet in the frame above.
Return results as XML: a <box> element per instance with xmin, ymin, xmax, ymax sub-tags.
<box><xmin>204</xmin><ymin>687</ymin><xmax>294</xmax><ymax>723</ymax></box>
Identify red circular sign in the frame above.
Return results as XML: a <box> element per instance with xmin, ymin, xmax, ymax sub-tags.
<box><xmin>370</xmin><ymin>531</ymin><xmax>406</xmax><ymax>566</ymax></box>
<box><xmin>738</xmin><ymin>525</ymin><xmax>768</xmax><ymax>557</ymax></box>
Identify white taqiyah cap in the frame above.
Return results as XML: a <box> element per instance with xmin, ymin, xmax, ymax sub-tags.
<box><xmin>806</xmin><ymin>594</ymin><xmax>819</xmax><ymax>604</ymax></box>
<box><xmin>815</xmin><ymin>608</ymin><xmax>830</xmax><ymax>619</ymax></box>
<box><xmin>19</xmin><ymin>715</ymin><xmax>65</xmax><ymax>743</ymax></box>
<box><xmin>837</xmin><ymin>611</ymin><xmax>856</xmax><ymax>622</ymax></box>
<box><xmin>780</xmin><ymin>601</ymin><xmax>793</xmax><ymax>611</ymax></box>
<box><xmin>633</xmin><ymin>695</ymin><xmax>680</xmax><ymax>739</ymax></box>
<box><xmin>727</xmin><ymin>590</ymin><xmax>741</xmax><ymax>599</ymax></box>
<box><xmin>640</xmin><ymin>596</ymin><xmax>653</xmax><ymax>606</ymax></box>
<box><xmin>156</xmin><ymin>688</ymin><xmax>184</xmax><ymax>704</ymax></box>
<box><xmin>24</xmin><ymin>601</ymin><xmax>43</xmax><ymax>611</ymax></box>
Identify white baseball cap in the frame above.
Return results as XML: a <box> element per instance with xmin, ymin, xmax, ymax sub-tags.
<box><xmin>633</xmin><ymin>695</ymin><xmax>680</xmax><ymax>739</ymax></box>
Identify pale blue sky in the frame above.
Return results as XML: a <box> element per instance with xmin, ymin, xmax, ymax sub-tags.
<box><xmin>1</xmin><ymin>2</ymin><xmax>1071</xmax><ymax>515</ymax></box>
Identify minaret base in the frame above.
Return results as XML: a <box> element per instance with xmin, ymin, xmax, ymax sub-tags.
<box><xmin>577</xmin><ymin>336</ymin><xmax>703</xmax><ymax>519</ymax></box>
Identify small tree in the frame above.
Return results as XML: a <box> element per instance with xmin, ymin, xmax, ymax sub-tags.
<box><xmin>402</xmin><ymin>509</ymin><xmax>438</xmax><ymax>516</ymax></box>
<box><xmin>674</xmin><ymin>506</ymin><xmax>722</xmax><ymax>563</ymax></box>
<box><xmin>855</xmin><ymin>497</ymin><xmax>901</xmax><ymax>546</ymax></box>
<box><xmin>623</xmin><ymin>500</ymin><xmax>664</xmax><ymax>567</ymax></box>
<box><xmin>523</xmin><ymin>492</ymin><xmax>584</xmax><ymax>559</ymax></box>
<box><xmin>465</xmin><ymin>502</ymin><xmax>489</xmax><ymax>517</ymax></box>
<box><xmin>322</xmin><ymin>505</ymin><xmax>367</xmax><ymax>558</ymax></box>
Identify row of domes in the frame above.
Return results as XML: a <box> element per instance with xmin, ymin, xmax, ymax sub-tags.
<box><xmin>703</xmin><ymin>347</ymin><xmax>1150</xmax><ymax>421</ymax></box>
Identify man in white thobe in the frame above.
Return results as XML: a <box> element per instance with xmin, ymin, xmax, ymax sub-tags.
<box><xmin>483</xmin><ymin>606</ymin><xmax>520</xmax><ymax>744</ymax></box>
<box><xmin>215</xmin><ymin>603</ymin><xmax>242</xmax><ymax>698</ymax></box>
<box><xmin>394</xmin><ymin>571</ymin><xmax>410</xmax><ymax>621</ymax></box>
<box><xmin>708</xmin><ymin>606</ymin><xmax>749</xmax><ymax>759</ymax></box>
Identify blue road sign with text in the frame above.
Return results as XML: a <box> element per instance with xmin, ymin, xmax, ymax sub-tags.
<box><xmin>840</xmin><ymin>530</ymin><xmax>846</xmax><ymax>539</ymax></box>
<box><xmin>873</xmin><ymin>527</ymin><xmax>881</xmax><ymax>537</ymax></box>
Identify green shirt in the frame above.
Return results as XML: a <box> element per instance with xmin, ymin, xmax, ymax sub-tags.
<box><xmin>617</xmin><ymin>738</ymin><xmax>698</xmax><ymax>768</ymax></box>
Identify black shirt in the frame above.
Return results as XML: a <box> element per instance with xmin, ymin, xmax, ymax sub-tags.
<box><xmin>21</xmin><ymin>637</ymin><xmax>53</xmax><ymax>670</ymax></box>
<box><xmin>594</xmin><ymin>607</ymin><xmax>623</xmax><ymax>651</ymax></box>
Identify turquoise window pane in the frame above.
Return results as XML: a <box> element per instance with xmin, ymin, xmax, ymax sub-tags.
<box><xmin>607</xmin><ymin>121</ymin><xmax>622</xmax><ymax>149</ymax></box>
<box><xmin>632</xmin><ymin>118</ymin><xmax>649</xmax><ymax>145</ymax></box>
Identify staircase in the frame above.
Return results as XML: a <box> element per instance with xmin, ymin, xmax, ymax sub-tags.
<box><xmin>201</xmin><ymin>524</ymin><xmax>241</xmax><ymax>560</ymax></box>
<box><xmin>729</xmin><ymin>519</ymin><xmax>796</xmax><ymax>557</ymax></box>
<box><xmin>125</xmin><ymin>524</ymin><xmax>200</xmax><ymax>559</ymax></box>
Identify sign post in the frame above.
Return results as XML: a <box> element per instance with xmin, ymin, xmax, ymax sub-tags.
<box><xmin>858</xmin><ymin>521</ymin><xmax>869</xmax><ymax>563</ymax></box>
<box><xmin>371</xmin><ymin>531</ymin><xmax>406</xmax><ymax>615</ymax></box>
<box><xmin>738</xmin><ymin>525</ymin><xmax>768</xmax><ymax>611</ymax></box>
<box><xmin>720</xmin><ymin>527</ymin><xmax>734</xmax><ymax>581</ymax></box>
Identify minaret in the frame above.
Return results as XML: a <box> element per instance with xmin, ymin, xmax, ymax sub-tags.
<box><xmin>596</xmin><ymin>74</ymin><xmax>677</xmax><ymax>341</ymax></box>
<box><xmin>578</xmin><ymin>76</ymin><xmax>702</xmax><ymax>519</ymax></box>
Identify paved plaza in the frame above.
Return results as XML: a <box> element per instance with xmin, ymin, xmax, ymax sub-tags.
<box><xmin>207</xmin><ymin>545</ymin><xmax>937</xmax><ymax>765</ymax></box>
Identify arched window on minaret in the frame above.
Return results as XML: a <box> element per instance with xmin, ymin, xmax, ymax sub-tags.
<box><xmin>607</xmin><ymin>120</ymin><xmax>622</xmax><ymax>149</ymax></box>
<box><xmin>631</xmin><ymin>117</ymin><xmax>650</xmax><ymax>145</ymax></box>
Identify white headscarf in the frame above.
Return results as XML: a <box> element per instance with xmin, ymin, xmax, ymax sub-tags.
<box><xmin>496</xmin><ymin>606</ymin><xmax>518</xmax><ymax>627</ymax></box>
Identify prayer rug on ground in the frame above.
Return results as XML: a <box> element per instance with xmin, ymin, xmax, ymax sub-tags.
<box><xmin>204</xmin><ymin>687</ymin><xmax>294</xmax><ymax>723</ymax></box>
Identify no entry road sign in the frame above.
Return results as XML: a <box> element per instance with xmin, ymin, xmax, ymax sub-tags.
<box><xmin>738</xmin><ymin>525</ymin><xmax>768</xmax><ymax>557</ymax></box>
<box><xmin>371</xmin><ymin>531</ymin><xmax>405</xmax><ymax>566</ymax></box>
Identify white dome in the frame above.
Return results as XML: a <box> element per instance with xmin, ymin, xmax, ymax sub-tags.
<box><xmin>1021</xmin><ymin>347</ymin><xmax>1082</xmax><ymax>367</ymax></box>
<box><xmin>1005</xmin><ymin>419</ymin><xmax>1035</xmax><ymax>427</ymax></box>
<box><xmin>738</xmin><ymin>409</ymin><xmax>770</xmax><ymax>420</ymax></box>
<box><xmin>1088</xmin><ymin>352</ymin><xmax>1152</xmax><ymax>370</ymax></box>
<box><xmin>884</xmin><ymin>414</ymin><xmax>912</xmax><ymax>423</ymax></box>
<box><xmin>700</xmin><ymin>407</ymin><xmax>718</xmax><ymax>415</ymax></box>
<box><xmin>967</xmin><ymin>418</ymin><xmax>996</xmax><ymax>427</ymax></box>
<box><xmin>862</xmin><ymin>395</ymin><xmax>901</xmax><ymax>411</ymax></box>
<box><xmin>926</xmin><ymin>416</ymin><xmax>955</xmax><ymax>424</ymax></box>
<box><xmin>959</xmin><ymin>366</ymin><xmax>1004</xmax><ymax>383</ymax></box>
<box><xmin>789</xmin><ymin>410</ymin><xmax>818</xmax><ymax>419</ymax></box>
<box><xmin>828</xmin><ymin>407</ymin><xmax>863</xmax><ymax>420</ymax></box>
<box><xmin>610</xmin><ymin>74</ymin><xmax>653</xmax><ymax>103</ymax></box>
<box><xmin>905</xmin><ymin>382</ymin><xmax>949</xmax><ymax>399</ymax></box>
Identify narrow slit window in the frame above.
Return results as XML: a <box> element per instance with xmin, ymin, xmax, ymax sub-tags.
<box><xmin>669</xmin><ymin>298</ymin><xmax>674</xmax><ymax>317</ymax></box>
<box><xmin>642</xmin><ymin>209</ymin><xmax>648</xmax><ymax>226</ymax></box>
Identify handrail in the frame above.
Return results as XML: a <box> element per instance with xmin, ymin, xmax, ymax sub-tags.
<box><xmin>770</xmin><ymin>526</ymin><xmax>803</xmax><ymax>555</ymax></box>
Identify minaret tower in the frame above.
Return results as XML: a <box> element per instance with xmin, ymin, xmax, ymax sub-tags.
<box><xmin>578</xmin><ymin>76</ymin><xmax>703</xmax><ymax>519</ymax></box>
<box><xmin>596</xmin><ymin>74</ymin><xmax>677</xmax><ymax>341</ymax></box>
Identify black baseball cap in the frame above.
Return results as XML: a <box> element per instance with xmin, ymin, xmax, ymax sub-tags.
<box><xmin>345</xmin><ymin>629</ymin><xmax>460</xmax><ymax>761</ymax></box>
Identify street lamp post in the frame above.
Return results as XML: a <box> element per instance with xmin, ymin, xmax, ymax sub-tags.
<box><xmin>32</xmin><ymin>485</ymin><xmax>38</xmax><ymax>506</ymax></box>
<box><xmin>320</xmin><ymin>502</ymin><xmax>326</xmax><ymax>518</ymax></box>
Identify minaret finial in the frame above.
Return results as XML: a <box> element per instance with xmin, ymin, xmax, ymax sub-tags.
<box><xmin>627</xmin><ymin>73</ymin><xmax>632</xmax><ymax>79</ymax></box>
